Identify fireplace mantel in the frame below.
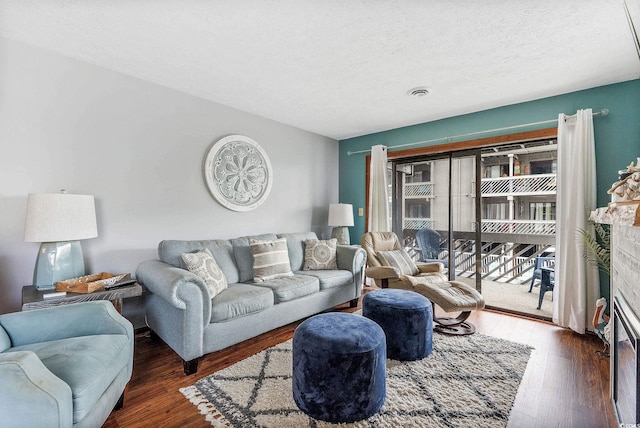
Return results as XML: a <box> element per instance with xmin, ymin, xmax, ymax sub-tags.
<box><xmin>590</xmin><ymin>201</ymin><xmax>640</xmax><ymax>226</ymax></box>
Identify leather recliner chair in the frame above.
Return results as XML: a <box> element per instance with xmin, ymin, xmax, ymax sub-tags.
<box><xmin>361</xmin><ymin>231</ymin><xmax>485</xmax><ymax>335</ymax></box>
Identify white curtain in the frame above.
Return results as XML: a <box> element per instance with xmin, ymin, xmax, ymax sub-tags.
<box><xmin>553</xmin><ymin>108</ymin><xmax>600</xmax><ymax>334</ymax></box>
<box><xmin>368</xmin><ymin>145</ymin><xmax>390</xmax><ymax>232</ymax></box>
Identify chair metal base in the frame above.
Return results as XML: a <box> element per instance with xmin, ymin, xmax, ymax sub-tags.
<box><xmin>433</xmin><ymin>311</ymin><xmax>477</xmax><ymax>336</ymax></box>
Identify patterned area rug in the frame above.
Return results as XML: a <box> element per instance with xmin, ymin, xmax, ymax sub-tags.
<box><xmin>180</xmin><ymin>332</ymin><xmax>533</xmax><ymax>427</ymax></box>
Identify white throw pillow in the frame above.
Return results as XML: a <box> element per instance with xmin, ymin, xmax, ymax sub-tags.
<box><xmin>303</xmin><ymin>239</ymin><xmax>338</xmax><ymax>270</ymax></box>
<box><xmin>181</xmin><ymin>248</ymin><xmax>228</xmax><ymax>298</ymax></box>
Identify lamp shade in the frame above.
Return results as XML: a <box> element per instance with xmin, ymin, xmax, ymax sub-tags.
<box><xmin>328</xmin><ymin>204</ymin><xmax>354</xmax><ymax>227</ymax></box>
<box><xmin>24</xmin><ymin>193</ymin><xmax>98</xmax><ymax>242</ymax></box>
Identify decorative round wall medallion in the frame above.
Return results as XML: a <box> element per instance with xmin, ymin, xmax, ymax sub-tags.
<box><xmin>204</xmin><ymin>135</ymin><xmax>273</xmax><ymax>211</ymax></box>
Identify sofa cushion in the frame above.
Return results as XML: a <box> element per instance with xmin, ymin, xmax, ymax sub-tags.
<box><xmin>295</xmin><ymin>269</ymin><xmax>353</xmax><ymax>291</ymax></box>
<box><xmin>7</xmin><ymin>334</ymin><xmax>129</xmax><ymax>424</ymax></box>
<box><xmin>252</xmin><ymin>274</ymin><xmax>319</xmax><ymax>303</ymax></box>
<box><xmin>181</xmin><ymin>248</ymin><xmax>228</xmax><ymax>298</ymax></box>
<box><xmin>210</xmin><ymin>283</ymin><xmax>274</xmax><ymax>323</ymax></box>
<box><xmin>376</xmin><ymin>249</ymin><xmax>419</xmax><ymax>276</ymax></box>
<box><xmin>231</xmin><ymin>234</ymin><xmax>278</xmax><ymax>282</ymax></box>
<box><xmin>278</xmin><ymin>232</ymin><xmax>318</xmax><ymax>271</ymax></box>
<box><xmin>0</xmin><ymin>325</ymin><xmax>10</xmax><ymax>353</ymax></box>
<box><xmin>303</xmin><ymin>239</ymin><xmax>338</xmax><ymax>270</ymax></box>
<box><xmin>159</xmin><ymin>239</ymin><xmax>240</xmax><ymax>284</ymax></box>
<box><xmin>250</xmin><ymin>238</ymin><xmax>295</xmax><ymax>282</ymax></box>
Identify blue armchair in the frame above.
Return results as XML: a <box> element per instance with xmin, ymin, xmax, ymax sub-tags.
<box><xmin>0</xmin><ymin>301</ymin><xmax>134</xmax><ymax>428</ymax></box>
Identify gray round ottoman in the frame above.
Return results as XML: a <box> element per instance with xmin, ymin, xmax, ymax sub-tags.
<box><xmin>292</xmin><ymin>312</ymin><xmax>386</xmax><ymax>423</ymax></box>
<box><xmin>363</xmin><ymin>288</ymin><xmax>433</xmax><ymax>361</ymax></box>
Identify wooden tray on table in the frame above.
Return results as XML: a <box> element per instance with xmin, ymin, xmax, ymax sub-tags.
<box><xmin>56</xmin><ymin>273</ymin><xmax>131</xmax><ymax>294</ymax></box>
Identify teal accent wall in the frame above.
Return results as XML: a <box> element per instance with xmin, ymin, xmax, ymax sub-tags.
<box><xmin>339</xmin><ymin>79</ymin><xmax>640</xmax><ymax>304</ymax></box>
<box><xmin>340</xmin><ymin>79</ymin><xmax>640</xmax><ymax>242</ymax></box>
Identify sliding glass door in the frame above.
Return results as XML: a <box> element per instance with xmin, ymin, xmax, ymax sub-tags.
<box><xmin>391</xmin><ymin>151</ymin><xmax>481</xmax><ymax>290</ymax></box>
<box><xmin>450</xmin><ymin>153</ymin><xmax>481</xmax><ymax>289</ymax></box>
<box><xmin>388</xmin><ymin>139</ymin><xmax>557</xmax><ymax>319</ymax></box>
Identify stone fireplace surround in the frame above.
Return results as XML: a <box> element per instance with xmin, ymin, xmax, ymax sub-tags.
<box><xmin>611</xmin><ymin>224</ymin><xmax>640</xmax><ymax>425</ymax></box>
<box><xmin>592</xmin><ymin>204</ymin><xmax>640</xmax><ymax>425</ymax></box>
<box><xmin>613</xmin><ymin>292</ymin><xmax>640</xmax><ymax>424</ymax></box>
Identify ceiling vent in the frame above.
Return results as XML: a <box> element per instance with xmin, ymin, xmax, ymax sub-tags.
<box><xmin>407</xmin><ymin>87</ymin><xmax>430</xmax><ymax>97</ymax></box>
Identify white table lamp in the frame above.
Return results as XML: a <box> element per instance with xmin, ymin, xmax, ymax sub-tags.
<box><xmin>328</xmin><ymin>203</ymin><xmax>354</xmax><ymax>245</ymax></box>
<box><xmin>24</xmin><ymin>191</ymin><xmax>98</xmax><ymax>290</ymax></box>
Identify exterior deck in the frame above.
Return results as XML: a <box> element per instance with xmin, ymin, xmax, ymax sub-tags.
<box><xmin>405</xmin><ymin>228</ymin><xmax>555</xmax><ymax>320</ymax></box>
<box><xmin>457</xmin><ymin>277</ymin><xmax>553</xmax><ymax>319</ymax></box>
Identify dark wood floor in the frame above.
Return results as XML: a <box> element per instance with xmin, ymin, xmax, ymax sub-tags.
<box><xmin>103</xmin><ymin>288</ymin><xmax>618</xmax><ymax>428</ymax></box>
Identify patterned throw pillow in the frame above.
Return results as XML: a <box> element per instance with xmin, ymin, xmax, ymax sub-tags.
<box><xmin>376</xmin><ymin>249</ymin><xmax>419</xmax><ymax>276</ymax></box>
<box><xmin>181</xmin><ymin>248</ymin><xmax>228</xmax><ymax>298</ymax></box>
<box><xmin>250</xmin><ymin>238</ymin><xmax>294</xmax><ymax>282</ymax></box>
<box><xmin>303</xmin><ymin>239</ymin><xmax>338</xmax><ymax>270</ymax></box>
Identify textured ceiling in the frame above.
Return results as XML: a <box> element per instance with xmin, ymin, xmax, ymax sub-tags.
<box><xmin>0</xmin><ymin>1</ymin><xmax>639</xmax><ymax>140</ymax></box>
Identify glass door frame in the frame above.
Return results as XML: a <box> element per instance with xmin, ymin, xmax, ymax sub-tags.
<box><xmin>364</xmin><ymin>128</ymin><xmax>559</xmax><ymax>309</ymax></box>
<box><xmin>390</xmin><ymin>150</ymin><xmax>482</xmax><ymax>291</ymax></box>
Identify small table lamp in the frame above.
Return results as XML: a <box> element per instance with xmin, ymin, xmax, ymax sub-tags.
<box><xmin>24</xmin><ymin>191</ymin><xmax>98</xmax><ymax>290</ymax></box>
<box><xmin>328</xmin><ymin>203</ymin><xmax>354</xmax><ymax>245</ymax></box>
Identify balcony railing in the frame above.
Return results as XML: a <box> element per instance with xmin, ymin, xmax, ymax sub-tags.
<box><xmin>403</xmin><ymin>229</ymin><xmax>555</xmax><ymax>285</ymax></box>
<box><xmin>481</xmin><ymin>173</ymin><xmax>556</xmax><ymax>197</ymax></box>
<box><xmin>404</xmin><ymin>218</ymin><xmax>435</xmax><ymax>230</ymax></box>
<box><xmin>480</xmin><ymin>219</ymin><xmax>556</xmax><ymax>235</ymax></box>
<box><xmin>404</xmin><ymin>182</ymin><xmax>435</xmax><ymax>198</ymax></box>
<box><xmin>454</xmin><ymin>252</ymin><xmax>549</xmax><ymax>282</ymax></box>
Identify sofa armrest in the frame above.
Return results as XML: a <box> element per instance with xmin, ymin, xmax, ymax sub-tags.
<box><xmin>0</xmin><ymin>351</ymin><xmax>73</xmax><ymax>428</ymax></box>
<box><xmin>0</xmin><ymin>301</ymin><xmax>133</xmax><ymax>348</ymax></box>
<box><xmin>416</xmin><ymin>261</ymin><xmax>445</xmax><ymax>274</ymax></box>
<box><xmin>365</xmin><ymin>265</ymin><xmax>400</xmax><ymax>280</ymax></box>
<box><xmin>135</xmin><ymin>260</ymin><xmax>211</xmax><ymax>326</ymax></box>
<box><xmin>336</xmin><ymin>245</ymin><xmax>367</xmax><ymax>274</ymax></box>
<box><xmin>336</xmin><ymin>245</ymin><xmax>367</xmax><ymax>296</ymax></box>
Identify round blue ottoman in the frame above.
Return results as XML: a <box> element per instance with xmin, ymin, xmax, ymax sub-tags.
<box><xmin>363</xmin><ymin>289</ymin><xmax>433</xmax><ymax>361</ymax></box>
<box><xmin>292</xmin><ymin>312</ymin><xmax>386</xmax><ymax>423</ymax></box>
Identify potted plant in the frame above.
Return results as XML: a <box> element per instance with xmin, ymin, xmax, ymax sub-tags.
<box><xmin>579</xmin><ymin>222</ymin><xmax>611</xmax><ymax>356</ymax></box>
<box><xmin>578</xmin><ymin>222</ymin><xmax>610</xmax><ymax>276</ymax></box>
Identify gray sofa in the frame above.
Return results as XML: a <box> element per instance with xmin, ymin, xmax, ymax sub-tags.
<box><xmin>136</xmin><ymin>232</ymin><xmax>366</xmax><ymax>375</ymax></box>
<box><xmin>0</xmin><ymin>301</ymin><xmax>134</xmax><ymax>428</ymax></box>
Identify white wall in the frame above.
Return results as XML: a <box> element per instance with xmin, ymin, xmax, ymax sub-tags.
<box><xmin>0</xmin><ymin>37</ymin><xmax>339</xmax><ymax>321</ymax></box>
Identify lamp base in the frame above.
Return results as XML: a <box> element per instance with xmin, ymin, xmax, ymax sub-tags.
<box><xmin>33</xmin><ymin>241</ymin><xmax>86</xmax><ymax>290</ymax></box>
<box><xmin>331</xmin><ymin>226</ymin><xmax>350</xmax><ymax>245</ymax></box>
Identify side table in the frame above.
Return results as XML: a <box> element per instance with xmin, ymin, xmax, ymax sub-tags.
<box><xmin>22</xmin><ymin>283</ymin><xmax>143</xmax><ymax>314</ymax></box>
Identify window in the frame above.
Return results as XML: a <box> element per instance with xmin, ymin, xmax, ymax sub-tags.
<box><xmin>530</xmin><ymin>202</ymin><xmax>556</xmax><ymax>221</ymax></box>
<box><xmin>530</xmin><ymin>160</ymin><xmax>557</xmax><ymax>175</ymax></box>
<box><xmin>405</xmin><ymin>200</ymin><xmax>431</xmax><ymax>218</ymax></box>
<box><xmin>484</xmin><ymin>202</ymin><xmax>508</xmax><ymax>220</ymax></box>
<box><xmin>405</xmin><ymin>163</ymin><xmax>432</xmax><ymax>183</ymax></box>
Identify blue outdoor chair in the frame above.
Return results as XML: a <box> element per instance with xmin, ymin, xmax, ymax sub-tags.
<box><xmin>528</xmin><ymin>256</ymin><xmax>554</xmax><ymax>292</ymax></box>
<box><xmin>415</xmin><ymin>228</ymin><xmax>448</xmax><ymax>268</ymax></box>
<box><xmin>538</xmin><ymin>267</ymin><xmax>555</xmax><ymax>309</ymax></box>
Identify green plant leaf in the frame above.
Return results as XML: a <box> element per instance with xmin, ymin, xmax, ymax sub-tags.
<box><xmin>577</xmin><ymin>222</ymin><xmax>610</xmax><ymax>276</ymax></box>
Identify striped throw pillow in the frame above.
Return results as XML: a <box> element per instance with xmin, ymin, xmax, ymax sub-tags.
<box><xmin>250</xmin><ymin>238</ymin><xmax>294</xmax><ymax>282</ymax></box>
<box><xmin>376</xmin><ymin>249</ymin><xmax>419</xmax><ymax>276</ymax></box>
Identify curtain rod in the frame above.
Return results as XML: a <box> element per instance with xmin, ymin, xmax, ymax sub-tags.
<box><xmin>346</xmin><ymin>108</ymin><xmax>609</xmax><ymax>156</ymax></box>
